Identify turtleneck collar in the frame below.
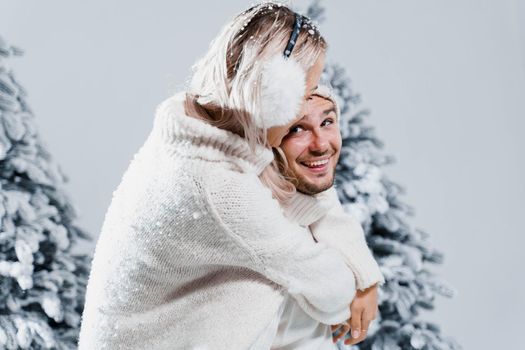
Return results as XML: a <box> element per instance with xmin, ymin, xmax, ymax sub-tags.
<box><xmin>152</xmin><ymin>91</ymin><xmax>274</xmax><ymax>175</ymax></box>
<box><xmin>282</xmin><ymin>186</ymin><xmax>340</xmax><ymax>227</ymax></box>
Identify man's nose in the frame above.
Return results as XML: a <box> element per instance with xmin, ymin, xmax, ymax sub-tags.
<box><xmin>309</xmin><ymin>129</ymin><xmax>329</xmax><ymax>153</ymax></box>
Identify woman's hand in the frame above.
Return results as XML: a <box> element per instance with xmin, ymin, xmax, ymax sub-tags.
<box><xmin>331</xmin><ymin>283</ymin><xmax>379</xmax><ymax>345</ymax></box>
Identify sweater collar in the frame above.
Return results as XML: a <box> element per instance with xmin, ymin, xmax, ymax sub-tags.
<box><xmin>282</xmin><ymin>186</ymin><xmax>340</xmax><ymax>227</ymax></box>
<box><xmin>152</xmin><ymin>91</ymin><xmax>274</xmax><ymax>175</ymax></box>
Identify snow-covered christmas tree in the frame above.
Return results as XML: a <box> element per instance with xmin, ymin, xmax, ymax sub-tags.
<box><xmin>304</xmin><ymin>2</ymin><xmax>463</xmax><ymax>349</ymax></box>
<box><xmin>0</xmin><ymin>36</ymin><xmax>92</xmax><ymax>349</ymax></box>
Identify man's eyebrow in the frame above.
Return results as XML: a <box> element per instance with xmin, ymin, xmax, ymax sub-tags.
<box><xmin>323</xmin><ymin>107</ymin><xmax>336</xmax><ymax>115</ymax></box>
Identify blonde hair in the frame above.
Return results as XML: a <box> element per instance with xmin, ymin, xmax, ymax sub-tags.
<box><xmin>260</xmin><ymin>146</ymin><xmax>297</xmax><ymax>204</ymax></box>
<box><xmin>187</xmin><ymin>2</ymin><xmax>327</xmax><ymax>204</ymax></box>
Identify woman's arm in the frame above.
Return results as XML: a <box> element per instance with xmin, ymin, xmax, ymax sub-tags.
<box><xmin>281</xmin><ymin>186</ymin><xmax>385</xmax><ymax>291</ymax></box>
<box><xmin>203</xmin><ymin>171</ymin><xmax>356</xmax><ymax>325</ymax></box>
<box><xmin>310</xmin><ymin>187</ymin><xmax>385</xmax><ymax>291</ymax></box>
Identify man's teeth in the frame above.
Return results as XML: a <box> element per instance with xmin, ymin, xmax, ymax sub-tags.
<box><xmin>303</xmin><ymin>159</ymin><xmax>329</xmax><ymax>167</ymax></box>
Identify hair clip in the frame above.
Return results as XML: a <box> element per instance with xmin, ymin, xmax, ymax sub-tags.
<box><xmin>283</xmin><ymin>13</ymin><xmax>303</xmax><ymax>58</ymax></box>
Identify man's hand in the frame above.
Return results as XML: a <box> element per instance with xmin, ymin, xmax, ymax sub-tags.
<box><xmin>331</xmin><ymin>283</ymin><xmax>379</xmax><ymax>345</ymax></box>
<box><xmin>330</xmin><ymin>321</ymin><xmax>350</xmax><ymax>344</ymax></box>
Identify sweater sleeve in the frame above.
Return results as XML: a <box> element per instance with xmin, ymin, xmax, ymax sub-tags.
<box><xmin>204</xmin><ymin>172</ymin><xmax>355</xmax><ymax>325</ymax></box>
<box><xmin>309</xmin><ymin>187</ymin><xmax>386</xmax><ymax>291</ymax></box>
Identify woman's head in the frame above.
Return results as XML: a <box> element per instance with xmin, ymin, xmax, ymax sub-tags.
<box><xmin>188</xmin><ymin>2</ymin><xmax>327</xmax><ymax>150</ymax></box>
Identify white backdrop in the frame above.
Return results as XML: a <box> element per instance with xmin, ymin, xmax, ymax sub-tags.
<box><xmin>1</xmin><ymin>1</ymin><xmax>524</xmax><ymax>349</ymax></box>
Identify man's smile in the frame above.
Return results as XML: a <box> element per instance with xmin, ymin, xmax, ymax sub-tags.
<box><xmin>299</xmin><ymin>155</ymin><xmax>334</xmax><ymax>173</ymax></box>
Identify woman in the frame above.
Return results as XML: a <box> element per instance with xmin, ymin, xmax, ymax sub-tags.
<box><xmin>78</xmin><ymin>3</ymin><xmax>357</xmax><ymax>349</ymax></box>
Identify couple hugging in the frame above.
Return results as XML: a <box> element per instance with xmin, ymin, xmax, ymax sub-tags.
<box><xmin>78</xmin><ymin>2</ymin><xmax>384</xmax><ymax>349</ymax></box>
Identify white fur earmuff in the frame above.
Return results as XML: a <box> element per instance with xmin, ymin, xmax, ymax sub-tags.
<box><xmin>256</xmin><ymin>54</ymin><xmax>306</xmax><ymax>129</ymax></box>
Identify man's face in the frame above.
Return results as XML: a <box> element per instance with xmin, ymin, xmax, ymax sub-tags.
<box><xmin>279</xmin><ymin>95</ymin><xmax>342</xmax><ymax>195</ymax></box>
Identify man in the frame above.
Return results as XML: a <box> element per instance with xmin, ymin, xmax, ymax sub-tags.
<box><xmin>271</xmin><ymin>86</ymin><xmax>385</xmax><ymax>348</ymax></box>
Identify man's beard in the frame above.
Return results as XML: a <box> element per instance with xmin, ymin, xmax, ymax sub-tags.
<box><xmin>295</xmin><ymin>174</ymin><xmax>336</xmax><ymax>195</ymax></box>
<box><xmin>286</xmin><ymin>163</ymin><xmax>337</xmax><ymax>195</ymax></box>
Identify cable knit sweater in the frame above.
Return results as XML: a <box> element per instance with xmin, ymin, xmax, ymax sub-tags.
<box><xmin>77</xmin><ymin>92</ymin><xmax>360</xmax><ymax>350</ymax></box>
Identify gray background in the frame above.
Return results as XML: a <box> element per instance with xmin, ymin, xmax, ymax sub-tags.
<box><xmin>1</xmin><ymin>1</ymin><xmax>524</xmax><ymax>349</ymax></box>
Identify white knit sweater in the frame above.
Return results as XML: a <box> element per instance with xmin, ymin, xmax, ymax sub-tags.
<box><xmin>77</xmin><ymin>92</ymin><xmax>362</xmax><ymax>350</ymax></box>
<box><xmin>283</xmin><ymin>188</ymin><xmax>385</xmax><ymax>292</ymax></box>
<box><xmin>269</xmin><ymin>188</ymin><xmax>385</xmax><ymax>349</ymax></box>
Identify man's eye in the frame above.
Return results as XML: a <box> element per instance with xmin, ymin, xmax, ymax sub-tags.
<box><xmin>288</xmin><ymin>125</ymin><xmax>305</xmax><ymax>134</ymax></box>
<box><xmin>321</xmin><ymin>118</ymin><xmax>334</xmax><ymax>127</ymax></box>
